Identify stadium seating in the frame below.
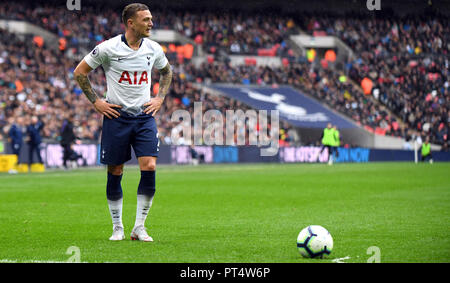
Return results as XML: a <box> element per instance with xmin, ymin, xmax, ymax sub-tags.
<box><xmin>0</xmin><ymin>25</ymin><xmax>290</xmax><ymax>146</ymax></box>
<box><xmin>0</xmin><ymin>2</ymin><xmax>448</xmax><ymax>149</ymax></box>
<box><xmin>302</xmin><ymin>14</ymin><xmax>449</xmax><ymax>146</ymax></box>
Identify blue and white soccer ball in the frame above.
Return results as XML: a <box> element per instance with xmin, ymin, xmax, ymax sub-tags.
<box><xmin>297</xmin><ymin>225</ymin><xmax>333</xmax><ymax>258</ymax></box>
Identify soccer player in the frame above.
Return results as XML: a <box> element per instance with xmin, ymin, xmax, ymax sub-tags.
<box><xmin>73</xmin><ymin>3</ymin><xmax>172</xmax><ymax>242</ymax></box>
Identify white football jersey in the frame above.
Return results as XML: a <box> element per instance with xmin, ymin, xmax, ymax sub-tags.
<box><xmin>84</xmin><ymin>34</ymin><xmax>168</xmax><ymax>115</ymax></box>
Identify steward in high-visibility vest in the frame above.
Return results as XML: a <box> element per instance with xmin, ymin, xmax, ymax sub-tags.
<box><xmin>332</xmin><ymin>126</ymin><xmax>340</xmax><ymax>158</ymax></box>
<box><xmin>322</xmin><ymin>126</ymin><xmax>334</xmax><ymax>146</ymax></box>
<box><xmin>317</xmin><ymin>123</ymin><xmax>335</xmax><ymax>164</ymax></box>
<box><xmin>421</xmin><ymin>137</ymin><xmax>433</xmax><ymax>163</ymax></box>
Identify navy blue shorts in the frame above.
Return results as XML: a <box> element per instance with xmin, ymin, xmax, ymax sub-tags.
<box><xmin>100</xmin><ymin>110</ymin><xmax>159</xmax><ymax>165</ymax></box>
<box><xmin>11</xmin><ymin>142</ymin><xmax>21</xmax><ymax>156</ymax></box>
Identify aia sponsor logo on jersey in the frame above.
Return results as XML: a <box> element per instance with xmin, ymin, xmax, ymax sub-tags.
<box><xmin>118</xmin><ymin>71</ymin><xmax>148</xmax><ymax>85</ymax></box>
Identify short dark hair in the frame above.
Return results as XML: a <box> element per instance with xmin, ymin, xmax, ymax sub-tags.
<box><xmin>122</xmin><ymin>3</ymin><xmax>149</xmax><ymax>26</ymax></box>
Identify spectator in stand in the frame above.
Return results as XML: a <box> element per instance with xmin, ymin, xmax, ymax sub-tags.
<box><xmin>1</xmin><ymin>3</ymin><xmax>448</xmax><ymax>149</ymax></box>
<box><xmin>302</xmin><ymin>13</ymin><xmax>449</xmax><ymax>146</ymax></box>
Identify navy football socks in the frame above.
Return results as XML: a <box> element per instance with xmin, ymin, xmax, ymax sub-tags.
<box><xmin>137</xmin><ymin>170</ymin><xmax>156</xmax><ymax>197</ymax></box>
<box><xmin>106</xmin><ymin>172</ymin><xmax>123</xmax><ymax>201</ymax></box>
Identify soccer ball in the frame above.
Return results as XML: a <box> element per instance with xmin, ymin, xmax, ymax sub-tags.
<box><xmin>297</xmin><ymin>225</ymin><xmax>333</xmax><ymax>258</ymax></box>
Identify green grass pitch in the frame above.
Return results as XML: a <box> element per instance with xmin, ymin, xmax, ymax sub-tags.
<box><xmin>0</xmin><ymin>162</ymin><xmax>448</xmax><ymax>263</ymax></box>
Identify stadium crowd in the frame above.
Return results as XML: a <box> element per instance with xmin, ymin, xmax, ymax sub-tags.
<box><xmin>184</xmin><ymin>59</ymin><xmax>403</xmax><ymax>138</ymax></box>
<box><xmin>0</xmin><ymin>2</ymin><xmax>449</xmax><ymax>150</ymax></box>
<box><xmin>0</xmin><ymin>3</ymin><xmax>298</xmax><ymax>57</ymax></box>
<box><xmin>303</xmin><ymin>13</ymin><xmax>449</xmax><ymax>145</ymax></box>
<box><xmin>0</xmin><ymin>26</ymin><xmax>295</xmax><ymax>147</ymax></box>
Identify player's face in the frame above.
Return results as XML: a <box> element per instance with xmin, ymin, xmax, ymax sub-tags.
<box><xmin>131</xmin><ymin>10</ymin><xmax>153</xmax><ymax>38</ymax></box>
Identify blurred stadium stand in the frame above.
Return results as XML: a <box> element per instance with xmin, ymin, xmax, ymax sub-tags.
<box><xmin>0</xmin><ymin>0</ymin><xmax>449</xmax><ymax>167</ymax></box>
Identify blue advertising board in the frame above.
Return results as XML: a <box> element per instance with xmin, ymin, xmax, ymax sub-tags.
<box><xmin>4</xmin><ymin>143</ymin><xmax>450</xmax><ymax>167</ymax></box>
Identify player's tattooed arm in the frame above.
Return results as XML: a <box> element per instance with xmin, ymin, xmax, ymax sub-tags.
<box><xmin>73</xmin><ymin>60</ymin><xmax>122</xmax><ymax>119</ymax></box>
<box><xmin>143</xmin><ymin>63</ymin><xmax>172</xmax><ymax>116</ymax></box>
<box><xmin>156</xmin><ymin>63</ymin><xmax>172</xmax><ymax>100</ymax></box>
<box><xmin>74</xmin><ymin>74</ymin><xmax>98</xmax><ymax>104</ymax></box>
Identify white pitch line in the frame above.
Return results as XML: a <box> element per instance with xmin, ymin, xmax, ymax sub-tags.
<box><xmin>0</xmin><ymin>259</ymin><xmax>17</xmax><ymax>263</ymax></box>
<box><xmin>331</xmin><ymin>256</ymin><xmax>351</xmax><ymax>263</ymax></box>
<box><xmin>0</xmin><ymin>259</ymin><xmax>88</xmax><ymax>263</ymax></box>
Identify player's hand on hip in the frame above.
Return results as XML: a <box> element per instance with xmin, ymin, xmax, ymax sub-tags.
<box><xmin>143</xmin><ymin>97</ymin><xmax>164</xmax><ymax>116</ymax></box>
<box><xmin>93</xmin><ymin>99</ymin><xmax>122</xmax><ymax>119</ymax></box>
